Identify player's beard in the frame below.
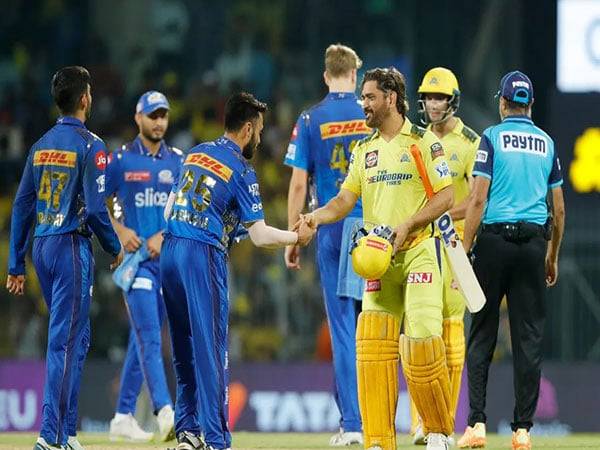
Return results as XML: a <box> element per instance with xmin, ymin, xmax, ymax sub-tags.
<box><xmin>141</xmin><ymin>125</ymin><xmax>165</xmax><ymax>144</ymax></box>
<box><xmin>242</xmin><ymin>130</ymin><xmax>259</xmax><ymax>159</ymax></box>
<box><xmin>365</xmin><ymin>105</ymin><xmax>388</xmax><ymax>129</ymax></box>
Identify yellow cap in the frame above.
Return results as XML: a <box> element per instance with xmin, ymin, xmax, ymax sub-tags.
<box><xmin>351</xmin><ymin>235</ymin><xmax>393</xmax><ymax>280</ymax></box>
<box><xmin>418</xmin><ymin>67</ymin><xmax>460</xmax><ymax>97</ymax></box>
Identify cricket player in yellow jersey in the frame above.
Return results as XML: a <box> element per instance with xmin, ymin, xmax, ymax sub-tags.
<box><xmin>301</xmin><ymin>67</ymin><xmax>455</xmax><ymax>450</ymax></box>
<box><xmin>409</xmin><ymin>67</ymin><xmax>480</xmax><ymax>446</ymax></box>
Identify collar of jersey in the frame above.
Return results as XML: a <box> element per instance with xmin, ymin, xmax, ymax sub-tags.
<box><xmin>502</xmin><ymin>114</ymin><xmax>533</xmax><ymax>124</ymax></box>
<box><xmin>371</xmin><ymin>117</ymin><xmax>414</xmax><ymax>141</ymax></box>
<box><xmin>133</xmin><ymin>136</ymin><xmax>166</xmax><ymax>158</ymax></box>
<box><xmin>216</xmin><ymin>135</ymin><xmax>242</xmax><ymax>154</ymax></box>
<box><xmin>57</xmin><ymin>116</ymin><xmax>85</xmax><ymax>128</ymax></box>
<box><xmin>327</xmin><ymin>92</ymin><xmax>356</xmax><ymax>100</ymax></box>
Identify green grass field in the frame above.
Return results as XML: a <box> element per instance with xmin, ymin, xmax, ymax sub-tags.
<box><xmin>1</xmin><ymin>433</ymin><xmax>600</xmax><ymax>450</ymax></box>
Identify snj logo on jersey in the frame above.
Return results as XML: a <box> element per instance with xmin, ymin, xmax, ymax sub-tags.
<box><xmin>407</xmin><ymin>272</ymin><xmax>433</xmax><ymax>283</ymax></box>
<box><xmin>33</xmin><ymin>150</ymin><xmax>77</xmax><ymax>168</ymax></box>
<box><xmin>185</xmin><ymin>153</ymin><xmax>233</xmax><ymax>182</ymax></box>
<box><xmin>320</xmin><ymin>120</ymin><xmax>371</xmax><ymax>139</ymax></box>
<box><xmin>499</xmin><ymin>131</ymin><xmax>547</xmax><ymax>156</ymax></box>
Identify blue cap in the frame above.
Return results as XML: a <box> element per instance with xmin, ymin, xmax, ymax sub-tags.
<box><xmin>497</xmin><ymin>71</ymin><xmax>533</xmax><ymax>105</ymax></box>
<box><xmin>136</xmin><ymin>91</ymin><xmax>170</xmax><ymax>115</ymax></box>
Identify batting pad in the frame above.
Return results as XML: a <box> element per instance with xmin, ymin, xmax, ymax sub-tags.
<box><xmin>443</xmin><ymin>318</ymin><xmax>465</xmax><ymax>418</ymax></box>
<box><xmin>356</xmin><ymin>311</ymin><xmax>400</xmax><ymax>450</ymax></box>
<box><xmin>400</xmin><ymin>334</ymin><xmax>454</xmax><ymax>436</ymax></box>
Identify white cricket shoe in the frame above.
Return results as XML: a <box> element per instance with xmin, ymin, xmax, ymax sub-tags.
<box><xmin>412</xmin><ymin>423</ymin><xmax>427</xmax><ymax>445</ymax></box>
<box><xmin>329</xmin><ymin>428</ymin><xmax>363</xmax><ymax>446</ymax></box>
<box><xmin>426</xmin><ymin>433</ymin><xmax>449</xmax><ymax>450</ymax></box>
<box><xmin>33</xmin><ymin>437</ymin><xmax>65</xmax><ymax>450</ymax></box>
<box><xmin>109</xmin><ymin>413</ymin><xmax>153</xmax><ymax>442</ymax></box>
<box><xmin>66</xmin><ymin>436</ymin><xmax>85</xmax><ymax>450</ymax></box>
<box><xmin>157</xmin><ymin>404</ymin><xmax>176</xmax><ymax>442</ymax></box>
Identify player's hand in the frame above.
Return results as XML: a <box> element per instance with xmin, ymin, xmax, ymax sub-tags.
<box><xmin>6</xmin><ymin>274</ymin><xmax>25</xmax><ymax>295</ymax></box>
<box><xmin>118</xmin><ymin>226</ymin><xmax>142</xmax><ymax>253</ymax></box>
<box><xmin>392</xmin><ymin>223</ymin><xmax>410</xmax><ymax>253</ymax></box>
<box><xmin>110</xmin><ymin>248</ymin><xmax>125</xmax><ymax>271</ymax></box>
<box><xmin>297</xmin><ymin>217</ymin><xmax>316</xmax><ymax>247</ymax></box>
<box><xmin>284</xmin><ymin>245</ymin><xmax>301</xmax><ymax>269</ymax></box>
<box><xmin>545</xmin><ymin>256</ymin><xmax>558</xmax><ymax>287</ymax></box>
<box><xmin>147</xmin><ymin>232</ymin><xmax>164</xmax><ymax>259</ymax></box>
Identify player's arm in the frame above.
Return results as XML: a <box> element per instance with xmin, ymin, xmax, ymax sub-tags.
<box><xmin>7</xmin><ymin>152</ymin><xmax>36</xmax><ymax>295</ymax></box>
<box><xmin>545</xmin><ymin>146</ymin><xmax>566</xmax><ymax>286</ymax></box>
<box><xmin>287</xmin><ymin>168</ymin><xmax>308</xmax><ymax>229</ymax></box>
<box><xmin>248</xmin><ymin>220</ymin><xmax>299</xmax><ymax>249</ymax></box>
<box><xmin>463</xmin><ymin>176</ymin><xmax>490</xmax><ymax>252</ymax></box>
<box><xmin>449</xmin><ymin>179</ymin><xmax>472</xmax><ymax>221</ymax></box>
<box><xmin>307</xmin><ymin>188</ymin><xmax>358</xmax><ymax>227</ymax></box>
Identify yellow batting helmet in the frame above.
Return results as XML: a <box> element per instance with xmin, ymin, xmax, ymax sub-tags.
<box><xmin>351</xmin><ymin>225</ymin><xmax>395</xmax><ymax>280</ymax></box>
<box><xmin>417</xmin><ymin>67</ymin><xmax>460</xmax><ymax>124</ymax></box>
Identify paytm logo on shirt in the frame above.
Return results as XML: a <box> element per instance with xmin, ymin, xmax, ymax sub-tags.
<box><xmin>135</xmin><ymin>188</ymin><xmax>168</xmax><ymax>207</ymax></box>
<box><xmin>499</xmin><ymin>131</ymin><xmax>547</xmax><ymax>156</ymax></box>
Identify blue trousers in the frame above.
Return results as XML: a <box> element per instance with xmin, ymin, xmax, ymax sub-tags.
<box><xmin>161</xmin><ymin>236</ymin><xmax>230</xmax><ymax>449</ymax></box>
<box><xmin>116</xmin><ymin>260</ymin><xmax>172</xmax><ymax>415</ymax></box>
<box><xmin>317</xmin><ymin>222</ymin><xmax>361</xmax><ymax>433</ymax></box>
<box><xmin>33</xmin><ymin>234</ymin><xmax>93</xmax><ymax>445</ymax></box>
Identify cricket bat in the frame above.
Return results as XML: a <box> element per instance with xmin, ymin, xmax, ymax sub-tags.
<box><xmin>409</xmin><ymin>144</ymin><xmax>486</xmax><ymax>313</ymax></box>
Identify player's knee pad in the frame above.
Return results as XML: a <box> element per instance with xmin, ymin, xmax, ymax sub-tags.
<box><xmin>443</xmin><ymin>318</ymin><xmax>465</xmax><ymax>418</ymax></box>
<box><xmin>409</xmin><ymin>395</ymin><xmax>420</xmax><ymax>435</ymax></box>
<box><xmin>356</xmin><ymin>311</ymin><xmax>400</xmax><ymax>450</ymax></box>
<box><xmin>400</xmin><ymin>334</ymin><xmax>454</xmax><ymax>436</ymax></box>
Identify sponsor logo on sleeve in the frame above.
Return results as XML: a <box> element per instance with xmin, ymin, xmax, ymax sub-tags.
<box><xmin>407</xmin><ymin>272</ymin><xmax>433</xmax><ymax>283</ymax></box>
<box><xmin>291</xmin><ymin>125</ymin><xmax>298</xmax><ymax>140</ymax></box>
<box><xmin>248</xmin><ymin>183</ymin><xmax>260</xmax><ymax>196</ymax></box>
<box><xmin>366</xmin><ymin>279</ymin><xmax>381</xmax><ymax>291</ymax></box>
<box><xmin>320</xmin><ymin>120</ymin><xmax>371</xmax><ymax>139</ymax></box>
<box><xmin>365</xmin><ymin>150</ymin><xmax>379</xmax><ymax>168</ymax></box>
<box><xmin>435</xmin><ymin>161</ymin><xmax>450</xmax><ymax>178</ymax></box>
<box><xmin>95</xmin><ymin>150</ymin><xmax>107</xmax><ymax>170</ymax></box>
<box><xmin>96</xmin><ymin>174</ymin><xmax>105</xmax><ymax>193</ymax></box>
<box><xmin>33</xmin><ymin>150</ymin><xmax>77</xmax><ymax>168</ymax></box>
<box><xmin>158</xmin><ymin>169</ymin><xmax>174</xmax><ymax>184</ymax></box>
<box><xmin>475</xmin><ymin>150</ymin><xmax>488</xmax><ymax>163</ymax></box>
<box><xmin>185</xmin><ymin>153</ymin><xmax>233</xmax><ymax>182</ymax></box>
<box><xmin>125</xmin><ymin>171</ymin><xmax>151</xmax><ymax>182</ymax></box>
<box><xmin>286</xmin><ymin>143</ymin><xmax>296</xmax><ymax>160</ymax></box>
<box><xmin>430</xmin><ymin>142</ymin><xmax>444</xmax><ymax>159</ymax></box>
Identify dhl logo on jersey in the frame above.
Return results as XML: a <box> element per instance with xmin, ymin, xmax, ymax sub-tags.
<box><xmin>33</xmin><ymin>150</ymin><xmax>77</xmax><ymax>168</ymax></box>
<box><xmin>185</xmin><ymin>153</ymin><xmax>233</xmax><ymax>182</ymax></box>
<box><xmin>320</xmin><ymin>120</ymin><xmax>371</xmax><ymax>139</ymax></box>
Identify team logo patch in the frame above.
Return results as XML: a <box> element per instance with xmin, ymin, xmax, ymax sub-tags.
<box><xmin>407</xmin><ymin>272</ymin><xmax>433</xmax><ymax>283</ymax></box>
<box><xmin>95</xmin><ymin>150</ymin><xmax>107</xmax><ymax>170</ymax></box>
<box><xmin>158</xmin><ymin>169</ymin><xmax>174</xmax><ymax>184</ymax></box>
<box><xmin>475</xmin><ymin>150</ymin><xmax>488</xmax><ymax>163</ymax></box>
<box><xmin>320</xmin><ymin>120</ymin><xmax>371</xmax><ymax>139</ymax></box>
<box><xmin>185</xmin><ymin>153</ymin><xmax>233</xmax><ymax>182</ymax></box>
<box><xmin>365</xmin><ymin>150</ymin><xmax>379</xmax><ymax>168</ymax></box>
<box><xmin>33</xmin><ymin>150</ymin><xmax>77</xmax><ymax>168</ymax></box>
<box><xmin>400</xmin><ymin>153</ymin><xmax>410</xmax><ymax>162</ymax></box>
<box><xmin>366</xmin><ymin>279</ymin><xmax>381</xmax><ymax>292</ymax></box>
<box><xmin>125</xmin><ymin>171</ymin><xmax>151</xmax><ymax>182</ymax></box>
<box><xmin>450</xmin><ymin>153</ymin><xmax>459</xmax><ymax>161</ymax></box>
<box><xmin>435</xmin><ymin>161</ymin><xmax>450</xmax><ymax>178</ymax></box>
<box><xmin>430</xmin><ymin>142</ymin><xmax>444</xmax><ymax>159</ymax></box>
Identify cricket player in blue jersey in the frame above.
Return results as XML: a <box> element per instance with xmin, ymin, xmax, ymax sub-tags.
<box><xmin>105</xmin><ymin>91</ymin><xmax>182</xmax><ymax>442</ymax></box>
<box><xmin>161</xmin><ymin>92</ymin><xmax>311</xmax><ymax>450</ymax></box>
<box><xmin>284</xmin><ymin>44</ymin><xmax>369</xmax><ymax>447</ymax></box>
<box><xmin>6</xmin><ymin>66</ymin><xmax>123</xmax><ymax>450</ymax></box>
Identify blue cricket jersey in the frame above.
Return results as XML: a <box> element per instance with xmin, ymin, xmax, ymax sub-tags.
<box><xmin>8</xmin><ymin>117</ymin><xmax>121</xmax><ymax>275</ymax></box>
<box><xmin>166</xmin><ymin>136</ymin><xmax>265</xmax><ymax>251</ymax></box>
<box><xmin>473</xmin><ymin>115</ymin><xmax>563</xmax><ymax>225</ymax></box>
<box><xmin>283</xmin><ymin>92</ymin><xmax>370</xmax><ymax>217</ymax></box>
<box><xmin>105</xmin><ymin>136</ymin><xmax>183</xmax><ymax>239</ymax></box>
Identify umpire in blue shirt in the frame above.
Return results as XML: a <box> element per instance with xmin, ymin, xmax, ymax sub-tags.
<box><xmin>461</xmin><ymin>71</ymin><xmax>565</xmax><ymax>445</ymax></box>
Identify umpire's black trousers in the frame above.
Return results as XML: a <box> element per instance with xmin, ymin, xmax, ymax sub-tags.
<box><xmin>467</xmin><ymin>226</ymin><xmax>546</xmax><ymax>431</ymax></box>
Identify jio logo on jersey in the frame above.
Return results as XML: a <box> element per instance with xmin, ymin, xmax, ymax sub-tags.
<box><xmin>135</xmin><ymin>188</ymin><xmax>168</xmax><ymax>207</ymax></box>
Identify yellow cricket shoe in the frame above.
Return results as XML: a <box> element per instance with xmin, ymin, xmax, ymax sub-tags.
<box><xmin>456</xmin><ymin>422</ymin><xmax>486</xmax><ymax>448</ymax></box>
<box><xmin>512</xmin><ymin>428</ymin><xmax>531</xmax><ymax>450</ymax></box>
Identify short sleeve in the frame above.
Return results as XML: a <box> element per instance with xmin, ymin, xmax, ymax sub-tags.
<box><xmin>465</xmin><ymin>136</ymin><xmax>480</xmax><ymax>178</ymax></box>
<box><xmin>549</xmin><ymin>141</ymin><xmax>563</xmax><ymax>188</ymax></box>
<box><xmin>472</xmin><ymin>131</ymin><xmax>494</xmax><ymax>180</ymax></box>
<box><xmin>235</xmin><ymin>166</ymin><xmax>265</xmax><ymax>225</ymax></box>
<box><xmin>421</xmin><ymin>132</ymin><xmax>452</xmax><ymax>193</ymax></box>
<box><xmin>340</xmin><ymin>143</ymin><xmax>363</xmax><ymax>196</ymax></box>
<box><xmin>284</xmin><ymin>113</ymin><xmax>310</xmax><ymax>171</ymax></box>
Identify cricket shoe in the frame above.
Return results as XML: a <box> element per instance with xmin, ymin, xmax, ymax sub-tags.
<box><xmin>511</xmin><ymin>428</ymin><xmax>531</xmax><ymax>450</ymax></box>
<box><xmin>329</xmin><ymin>428</ymin><xmax>363</xmax><ymax>446</ymax></box>
<box><xmin>33</xmin><ymin>437</ymin><xmax>66</xmax><ymax>450</ymax></box>
<box><xmin>157</xmin><ymin>404</ymin><xmax>176</xmax><ymax>442</ymax></box>
<box><xmin>426</xmin><ymin>433</ymin><xmax>449</xmax><ymax>450</ymax></box>
<box><xmin>109</xmin><ymin>413</ymin><xmax>153</xmax><ymax>442</ymax></box>
<box><xmin>457</xmin><ymin>422</ymin><xmax>486</xmax><ymax>448</ymax></box>
<box><xmin>169</xmin><ymin>431</ymin><xmax>207</xmax><ymax>450</ymax></box>
<box><xmin>66</xmin><ymin>436</ymin><xmax>85</xmax><ymax>450</ymax></box>
<box><xmin>412</xmin><ymin>423</ymin><xmax>427</xmax><ymax>445</ymax></box>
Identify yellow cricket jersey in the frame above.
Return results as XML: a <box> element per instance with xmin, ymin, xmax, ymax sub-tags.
<box><xmin>428</xmin><ymin>118</ymin><xmax>480</xmax><ymax>238</ymax></box>
<box><xmin>342</xmin><ymin>117</ymin><xmax>452</xmax><ymax>251</ymax></box>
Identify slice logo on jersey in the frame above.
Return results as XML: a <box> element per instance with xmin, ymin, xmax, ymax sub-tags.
<box><xmin>135</xmin><ymin>188</ymin><xmax>168</xmax><ymax>207</ymax></box>
<box><xmin>499</xmin><ymin>131</ymin><xmax>547</xmax><ymax>156</ymax></box>
<box><xmin>476</xmin><ymin>150</ymin><xmax>488</xmax><ymax>163</ymax></box>
<box><xmin>435</xmin><ymin>161</ymin><xmax>451</xmax><ymax>178</ymax></box>
<box><xmin>320</xmin><ymin>120</ymin><xmax>371</xmax><ymax>140</ymax></box>
<box><xmin>33</xmin><ymin>150</ymin><xmax>77</xmax><ymax>168</ymax></box>
<box><xmin>407</xmin><ymin>272</ymin><xmax>433</xmax><ymax>283</ymax></box>
<box><xmin>125</xmin><ymin>171</ymin><xmax>151</xmax><ymax>182</ymax></box>
<box><xmin>185</xmin><ymin>153</ymin><xmax>233</xmax><ymax>182</ymax></box>
<box><xmin>95</xmin><ymin>150</ymin><xmax>107</xmax><ymax>170</ymax></box>
<box><xmin>400</xmin><ymin>153</ymin><xmax>410</xmax><ymax>163</ymax></box>
<box><xmin>450</xmin><ymin>153</ymin><xmax>459</xmax><ymax>161</ymax></box>
<box><xmin>430</xmin><ymin>142</ymin><xmax>444</xmax><ymax>159</ymax></box>
<box><xmin>366</xmin><ymin>279</ymin><xmax>381</xmax><ymax>292</ymax></box>
<box><xmin>365</xmin><ymin>150</ymin><xmax>379</xmax><ymax>168</ymax></box>
<box><xmin>158</xmin><ymin>169</ymin><xmax>174</xmax><ymax>184</ymax></box>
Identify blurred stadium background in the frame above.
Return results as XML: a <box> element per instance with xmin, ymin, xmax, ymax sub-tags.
<box><xmin>0</xmin><ymin>0</ymin><xmax>599</xmax><ymax>442</ymax></box>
